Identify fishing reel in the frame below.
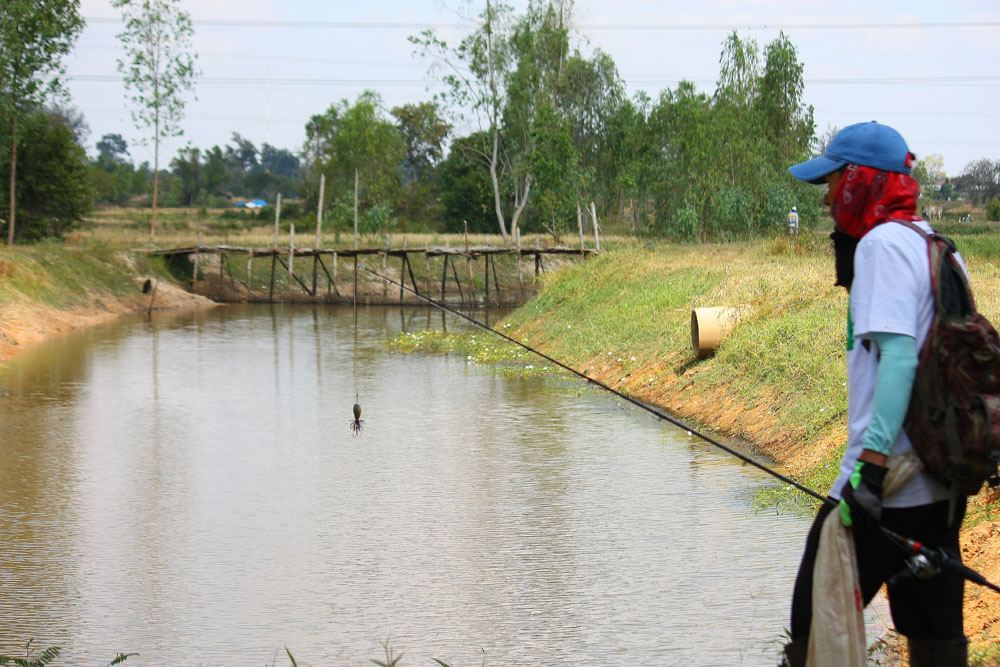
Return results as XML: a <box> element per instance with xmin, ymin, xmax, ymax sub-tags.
<box><xmin>882</xmin><ymin>530</ymin><xmax>1000</xmax><ymax>594</ymax></box>
<box><xmin>888</xmin><ymin>550</ymin><xmax>943</xmax><ymax>586</ymax></box>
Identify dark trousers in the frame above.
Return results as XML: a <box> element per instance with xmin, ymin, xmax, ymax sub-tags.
<box><xmin>790</xmin><ymin>498</ymin><xmax>966</xmax><ymax>640</ymax></box>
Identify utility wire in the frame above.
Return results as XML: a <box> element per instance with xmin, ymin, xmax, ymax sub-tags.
<box><xmin>65</xmin><ymin>74</ymin><xmax>1000</xmax><ymax>87</ymax></box>
<box><xmin>356</xmin><ymin>263</ymin><xmax>1000</xmax><ymax>594</ymax></box>
<box><xmin>82</xmin><ymin>17</ymin><xmax>1000</xmax><ymax>30</ymax></box>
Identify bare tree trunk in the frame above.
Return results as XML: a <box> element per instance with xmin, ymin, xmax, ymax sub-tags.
<box><xmin>151</xmin><ymin>116</ymin><xmax>159</xmax><ymax>239</ymax></box>
<box><xmin>489</xmin><ymin>129</ymin><xmax>509</xmax><ymax>242</ymax></box>
<box><xmin>485</xmin><ymin>0</ymin><xmax>510</xmax><ymax>244</ymax></box>
<box><xmin>510</xmin><ymin>174</ymin><xmax>532</xmax><ymax>236</ymax></box>
<box><xmin>7</xmin><ymin>114</ymin><xmax>16</xmax><ymax>246</ymax></box>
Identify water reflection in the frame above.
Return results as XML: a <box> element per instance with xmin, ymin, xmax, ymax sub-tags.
<box><xmin>0</xmin><ymin>305</ymin><xmax>811</xmax><ymax>665</ymax></box>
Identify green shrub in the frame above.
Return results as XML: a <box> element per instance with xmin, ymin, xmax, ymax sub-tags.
<box><xmin>986</xmin><ymin>199</ymin><xmax>1000</xmax><ymax>222</ymax></box>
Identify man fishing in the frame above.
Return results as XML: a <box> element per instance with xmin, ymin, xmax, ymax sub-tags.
<box><xmin>783</xmin><ymin>122</ymin><xmax>969</xmax><ymax>666</ymax></box>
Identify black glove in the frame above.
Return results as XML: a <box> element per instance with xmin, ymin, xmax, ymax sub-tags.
<box><xmin>839</xmin><ymin>460</ymin><xmax>887</xmax><ymax>528</ymax></box>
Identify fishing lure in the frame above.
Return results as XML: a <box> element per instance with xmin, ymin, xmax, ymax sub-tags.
<box><xmin>349</xmin><ymin>402</ymin><xmax>365</xmax><ymax>436</ymax></box>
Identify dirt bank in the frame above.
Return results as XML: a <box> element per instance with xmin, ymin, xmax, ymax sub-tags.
<box><xmin>0</xmin><ymin>278</ymin><xmax>217</xmax><ymax>367</ymax></box>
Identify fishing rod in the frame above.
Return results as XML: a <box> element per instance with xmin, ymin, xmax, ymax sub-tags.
<box><xmin>356</xmin><ymin>264</ymin><xmax>1000</xmax><ymax>594</ymax></box>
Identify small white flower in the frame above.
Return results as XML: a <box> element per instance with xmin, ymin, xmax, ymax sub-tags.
<box><xmin>631</xmin><ymin>356</ymin><xmax>636</xmax><ymax>361</ymax></box>
<box><xmin>687</xmin><ymin>430</ymin><xmax>693</xmax><ymax>436</ymax></box>
<box><xmin>467</xmin><ymin>356</ymin><xmax>472</xmax><ymax>360</ymax></box>
<box><xmin>567</xmin><ymin>324</ymin><xmax>572</xmax><ymax>329</ymax></box>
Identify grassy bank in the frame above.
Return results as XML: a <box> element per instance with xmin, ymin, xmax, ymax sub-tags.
<box><xmin>0</xmin><ymin>237</ymin><xmax>220</xmax><ymax>366</ymax></box>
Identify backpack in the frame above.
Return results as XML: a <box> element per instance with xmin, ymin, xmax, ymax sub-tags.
<box><xmin>892</xmin><ymin>219</ymin><xmax>1000</xmax><ymax>496</ymax></box>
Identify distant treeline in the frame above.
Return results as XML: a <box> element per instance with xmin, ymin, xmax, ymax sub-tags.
<box><xmin>2</xmin><ymin>1</ymin><xmax>998</xmax><ymax>243</ymax></box>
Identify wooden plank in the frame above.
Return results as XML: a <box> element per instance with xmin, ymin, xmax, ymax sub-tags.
<box><xmin>399</xmin><ymin>235</ymin><xmax>407</xmax><ymax>302</ymax></box>
<box><xmin>450</xmin><ymin>255</ymin><xmax>465</xmax><ymax>304</ymax></box>
<box><xmin>464</xmin><ymin>221</ymin><xmax>474</xmax><ymax>305</ymax></box>
<box><xmin>382</xmin><ymin>236</ymin><xmax>390</xmax><ymax>298</ymax></box>
<box><xmin>275</xmin><ymin>255</ymin><xmax>313</xmax><ymax>294</ymax></box>
<box><xmin>440</xmin><ymin>253</ymin><xmax>449</xmax><ymax>302</ymax></box>
<box><xmin>193</xmin><ymin>235</ymin><xmax>201</xmax><ymax>289</ymax></box>
<box><xmin>269</xmin><ymin>252</ymin><xmax>277</xmax><ymax>301</ymax></box>
<box><xmin>484</xmin><ymin>250</ymin><xmax>490</xmax><ymax>307</ymax></box>
<box><xmin>317</xmin><ymin>255</ymin><xmax>339</xmax><ymax>298</ymax></box>
<box><xmin>516</xmin><ymin>228</ymin><xmax>523</xmax><ymax>298</ymax></box>
<box><xmin>314</xmin><ymin>173</ymin><xmax>325</xmax><ymax>296</ymax></box>
<box><xmin>491</xmin><ymin>252</ymin><xmax>501</xmax><ymax>296</ymax></box>
<box><xmin>273</xmin><ymin>193</ymin><xmax>281</xmax><ymax>249</ymax></box>
<box><xmin>331</xmin><ymin>252</ymin><xmax>340</xmax><ymax>296</ymax></box>
<box><xmin>289</xmin><ymin>222</ymin><xmax>295</xmax><ymax>294</ymax></box>
<box><xmin>404</xmin><ymin>253</ymin><xmax>420</xmax><ymax>297</ymax></box>
<box><xmin>591</xmin><ymin>201</ymin><xmax>600</xmax><ymax>252</ymax></box>
<box><xmin>424</xmin><ymin>244</ymin><xmax>431</xmax><ymax>295</ymax></box>
<box><xmin>247</xmin><ymin>248</ymin><xmax>253</xmax><ymax>295</ymax></box>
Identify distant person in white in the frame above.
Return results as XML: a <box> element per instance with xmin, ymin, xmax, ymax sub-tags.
<box><xmin>787</xmin><ymin>206</ymin><xmax>799</xmax><ymax>235</ymax></box>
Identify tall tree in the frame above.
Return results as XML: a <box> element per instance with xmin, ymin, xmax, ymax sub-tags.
<box><xmin>1</xmin><ymin>106</ymin><xmax>93</xmax><ymax>241</ymax></box>
<box><xmin>959</xmin><ymin>158</ymin><xmax>1000</xmax><ymax>204</ymax></box>
<box><xmin>912</xmin><ymin>153</ymin><xmax>947</xmax><ymax>197</ymax></box>
<box><xmin>411</xmin><ymin>0</ymin><xmax>521</xmax><ymax>240</ymax></box>
<box><xmin>303</xmin><ymin>91</ymin><xmax>405</xmax><ymax>233</ymax></box>
<box><xmin>528</xmin><ymin>104</ymin><xmax>578</xmax><ymax>238</ymax></box>
<box><xmin>0</xmin><ymin>0</ymin><xmax>84</xmax><ymax>245</ymax></box>
<box><xmin>96</xmin><ymin>133</ymin><xmax>131</xmax><ymax>169</ymax></box>
<box><xmin>439</xmin><ymin>131</ymin><xmax>494</xmax><ymax>233</ymax></box>
<box><xmin>113</xmin><ymin>0</ymin><xmax>198</xmax><ymax>239</ymax></box>
<box><xmin>391</xmin><ymin>101</ymin><xmax>451</xmax><ymax>183</ymax></box>
<box><xmin>170</xmin><ymin>145</ymin><xmax>201</xmax><ymax>206</ymax></box>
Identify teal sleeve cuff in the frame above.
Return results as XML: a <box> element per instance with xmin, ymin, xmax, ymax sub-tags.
<box><xmin>860</xmin><ymin>332</ymin><xmax>918</xmax><ymax>456</ymax></box>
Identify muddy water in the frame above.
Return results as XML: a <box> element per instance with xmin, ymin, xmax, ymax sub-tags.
<box><xmin>0</xmin><ymin>304</ymin><xmax>812</xmax><ymax>665</ymax></box>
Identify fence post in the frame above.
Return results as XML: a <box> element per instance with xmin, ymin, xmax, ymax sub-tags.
<box><xmin>382</xmin><ymin>235</ymin><xmax>391</xmax><ymax>298</ymax></box>
<box><xmin>400</xmin><ymin>235</ymin><xmax>407</xmax><ymax>302</ymax></box>
<box><xmin>289</xmin><ymin>222</ymin><xmax>295</xmax><ymax>294</ymax></box>
<box><xmin>314</xmin><ymin>173</ymin><xmax>325</xmax><ymax>295</ymax></box>
<box><xmin>590</xmin><ymin>201</ymin><xmax>600</xmax><ymax>252</ymax></box>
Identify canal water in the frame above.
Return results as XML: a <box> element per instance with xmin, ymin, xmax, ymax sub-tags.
<box><xmin>0</xmin><ymin>304</ymin><xmax>813</xmax><ymax>665</ymax></box>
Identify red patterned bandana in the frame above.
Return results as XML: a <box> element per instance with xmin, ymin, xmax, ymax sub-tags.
<box><xmin>832</xmin><ymin>164</ymin><xmax>921</xmax><ymax>239</ymax></box>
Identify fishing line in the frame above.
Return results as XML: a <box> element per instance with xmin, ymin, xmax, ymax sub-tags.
<box><xmin>357</xmin><ymin>264</ymin><xmax>822</xmax><ymax>499</ymax></box>
<box><xmin>350</xmin><ymin>262</ymin><xmax>364</xmax><ymax>435</ymax></box>
<box><xmin>356</xmin><ymin>264</ymin><xmax>1000</xmax><ymax>593</ymax></box>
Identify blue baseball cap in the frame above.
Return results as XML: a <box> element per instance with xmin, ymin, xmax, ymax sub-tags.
<box><xmin>789</xmin><ymin>121</ymin><xmax>912</xmax><ymax>184</ymax></box>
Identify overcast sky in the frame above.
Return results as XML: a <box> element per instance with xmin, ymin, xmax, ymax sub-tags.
<box><xmin>67</xmin><ymin>0</ymin><xmax>1000</xmax><ymax>177</ymax></box>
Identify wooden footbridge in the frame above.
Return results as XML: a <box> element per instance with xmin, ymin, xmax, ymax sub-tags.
<box><xmin>152</xmin><ymin>236</ymin><xmax>599</xmax><ymax>306</ymax></box>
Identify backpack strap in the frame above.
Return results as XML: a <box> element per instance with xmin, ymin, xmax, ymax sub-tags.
<box><xmin>888</xmin><ymin>219</ymin><xmax>976</xmax><ymax>313</ymax></box>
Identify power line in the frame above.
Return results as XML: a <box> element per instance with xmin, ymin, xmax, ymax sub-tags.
<box><xmin>68</xmin><ymin>74</ymin><xmax>447</xmax><ymax>87</ymax></box>
<box><xmin>73</xmin><ymin>44</ymin><xmax>428</xmax><ymax>68</ymax></box>
<box><xmin>67</xmin><ymin>73</ymin><xmax>1000</xmax><ymax>88</ymax></box>
<box><xmin>82</xmin><ymin>17</ymin><xmax>1000</xmax><ymax>30</ymax></box>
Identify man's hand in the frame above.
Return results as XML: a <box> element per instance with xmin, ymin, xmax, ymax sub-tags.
<box><xmin>839</xmin><ymin>460</ymin><xmax>888</xmax><ymax>528</ymax></box>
